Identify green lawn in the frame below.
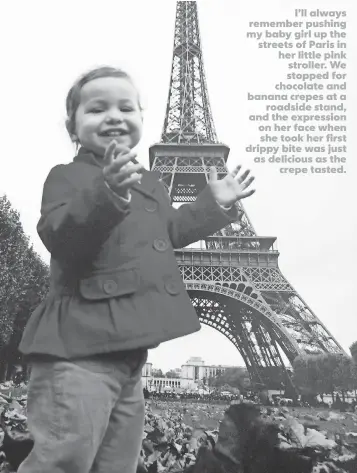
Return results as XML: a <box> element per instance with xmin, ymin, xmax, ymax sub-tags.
<box><xmin>152</xmin><ymin>400</ymin><xmax>357</xmax><ymax>442</ymax></box>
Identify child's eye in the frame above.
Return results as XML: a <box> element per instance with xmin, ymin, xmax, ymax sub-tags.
<box><xmin>121</xmin><ymin>107</ymin><xmax>134</xmax><ymax>112</ymax></box>
<box><xmin>90</xmin><ymin>109</ymin><xmax>104</xmax><ymax>113</ymax></box>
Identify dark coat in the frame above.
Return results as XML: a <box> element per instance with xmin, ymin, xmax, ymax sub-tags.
<box><xmin>19</xmin><ymin>148</ymin><xmax>239</xmax><ymax>358</ymax></box>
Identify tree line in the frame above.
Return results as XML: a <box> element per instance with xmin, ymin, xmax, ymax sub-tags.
<box><xmin>293</xmin><ymin>351</ymin><xmax>357</xmax><ymax>402</ymax></box>
<box><xmin>205</xmin><ymin>353</ymin><xmax>357</xmax><ymax>401</ymax></box>
<box><xmin>0</xmin><ymin>195</ymin><xmax>49</xmax><ymax>381</ymax></box>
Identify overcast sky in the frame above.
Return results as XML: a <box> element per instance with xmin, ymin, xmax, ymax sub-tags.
<box><xmin>1</xmin><ymin>0</ymin><xmax>356</xmax><ymax>372</ymax></box>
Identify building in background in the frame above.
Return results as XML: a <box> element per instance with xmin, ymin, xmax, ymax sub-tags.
<box><xmin>181</xmin><ymin>356</ymin><xmax>232</xmax><ymax>382</ymax></box>
<box><xmin>142</xmin><ymin>361</ymin><xmax>153</xmax><ymax>378</ymax></box>
<box><xmin>141</xmin><ymin>356</ymin><xmax>239</xmax><ymax>392</ymax></box>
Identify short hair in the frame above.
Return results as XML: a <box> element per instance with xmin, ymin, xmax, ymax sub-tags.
<box><xmin>65</xmin><ymin>66</ymin><xmax>142</xmax><ymax>145</ymax></box>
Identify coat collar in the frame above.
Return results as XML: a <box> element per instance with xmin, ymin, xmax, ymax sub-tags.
<box><xmin>73</xmin><ymin>147</ymin><xmax>161</xmax><ymax>197</ymax></box>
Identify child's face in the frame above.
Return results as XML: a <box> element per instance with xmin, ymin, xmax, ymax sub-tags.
<box><xmin>74</xmin><ymin>76</ymin><xmax>143</xmax><ymax>157</ymax></box>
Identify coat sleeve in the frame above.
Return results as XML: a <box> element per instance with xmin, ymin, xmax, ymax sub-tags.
<box><xmin>37</xmin><ymin>165</ymin><xmax>130</xmax><ymax>263</ymax></box>
<box><xmin>158</xmin><ymin>183</ymin><xmax>240</xmax><ymax>249</ymax></box>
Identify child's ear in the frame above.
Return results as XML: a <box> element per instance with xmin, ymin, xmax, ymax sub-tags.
<box><xmin>65</xmin><ymin>119</ymin><xmax>77</xmax><ymax>142</ymax></box>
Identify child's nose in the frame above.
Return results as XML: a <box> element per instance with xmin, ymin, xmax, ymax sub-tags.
<box><xmin>105</xmin><ymin>109</ymin><xmax>124</xmax><ymax>122</ymax></box>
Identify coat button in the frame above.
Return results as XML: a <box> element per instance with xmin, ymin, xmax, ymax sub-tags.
<box><xmin>164</xmin><ymin>280</ymin><xmax>180</xmax><ymax>295</ymax></box>
<box><xmin>144</xmin><ymin>201</ymin><xmax>157</xmax><ymax>212</ymax></box>
<box><xmin>153</xmin><ymin>238</ymin><xmax>169</xmax><ymax>252</ymax></box>
<box><xmin>103</xmin><ymin>280</ymin><xmax>117</xmax><ymax>294</ymax></box>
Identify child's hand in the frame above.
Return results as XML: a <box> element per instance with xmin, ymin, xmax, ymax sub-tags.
<box><xmin>208</xmin><ymin>165</ymin><xmax>255</xmax><ymax>207</ymax></box>
<box><xmin>103</xmin><ymin>140</ymin><xmax>144</xmax><ymax>199</ymax></box>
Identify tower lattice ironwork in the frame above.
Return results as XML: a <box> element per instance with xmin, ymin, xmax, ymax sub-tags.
<box><xmin>149</xmin><ymin>1</ymin><xmax>345</xmax><ymax>391</ymax></box>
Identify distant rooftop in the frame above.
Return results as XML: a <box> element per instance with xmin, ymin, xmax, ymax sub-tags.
<box><xmin>187</xmin><ymin>357</ymin><xmax>204</xmax><ymax>362</ymax></box>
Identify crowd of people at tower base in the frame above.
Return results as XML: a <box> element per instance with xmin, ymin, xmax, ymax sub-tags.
<box><xmin>143</xmin><ymin>387</ymin><xmax>357</xmax><ymax>412</ymax></box>
<box><xmin>143</xmin><ymin>388</ymin><xmax>243</xmax><ymax>403</ymax></box>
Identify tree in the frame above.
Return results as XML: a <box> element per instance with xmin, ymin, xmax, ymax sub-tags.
<box><xmin>350</xmin><ymin>341</ymin><xmax>357</xmax><ymax>364</ymax></box>
<box><xmin>293</xmin><ymin>353</ymin><xmax>353</xmax><ymax>402</ymax></box>
<box><xmin>152</xmin><ymin>368</ymin><xmax>164</xmax><ymax>378</ymax></box>
<box><xmin>348</xmin><ymin>344</ymin><xmax>357</xmax><ymax>396</ymax></box>
<box><xmin>0</xmin><ymin>195</ymin><xmax>49</xmax><ymax>380</ymax></box>
<box><xmin>165</xmin><ymin>370</ymin><xmax>180</xmax><ymax>378</ymax></box>
<box><xmin>7</xmin><ymin>245</ymin><xmax>49</xmax><ymax>376</ymax></box>
<box><xmin>351</xmin><ymin>362</ymin><xmax>357</xmax><ymax>395</ymax></box>
<box><xmin>293</xmin><ymin>355</ymin><xmax>322</xmax><ymax>395</ymax></box>
<box><xmin>317</xmin><ymin>354</ymin><xmax>341</xmax><ymax>398</ymax></box>
<box><xmin>209</xmin><ymin>367</ymin><xmax>250</xmax><ymax>391</ymax></box>
<box><xmin>0</xmin><ymin>195</ymin><xmax>29</xmax><ymax>350</ymax></box>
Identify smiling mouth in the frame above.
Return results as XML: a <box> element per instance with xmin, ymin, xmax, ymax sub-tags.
<box><xmin>100</xmin><ymin>130</ymin><xmax>129</xmax><ymax>137</ymax></box>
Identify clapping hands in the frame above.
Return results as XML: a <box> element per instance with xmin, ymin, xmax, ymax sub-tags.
<box><xmin>103</xmin><ymin>140</ymin><xmax>144</xmax><ymax>199</ymax></box>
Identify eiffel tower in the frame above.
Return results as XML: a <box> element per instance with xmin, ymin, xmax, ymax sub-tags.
<box><xmin>149</xmin><ymin>1</ymin><xmax>345</xmax><ymax>390</ymax></box>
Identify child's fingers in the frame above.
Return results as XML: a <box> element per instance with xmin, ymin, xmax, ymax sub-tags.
<box><xmin>113</xmin><ymin>144</ymin><xmax>131</xmax><ymax>159</ymax></box>
<box><xmin>231</xmin><ymin>165</ymin><xmax>242</xmax><ymax>178</ymax></box>
<box><xmin>103</xmin><ymin>153</ymin><xmax>139</xmax><ymax>179</ymax></box>
<box><xmin>239</xmin><ymin>188</ymin><xmax>256</xmax><ymax>199</ymax></box>
<box><xmin>106</xmin><ymin>163</ymin><xmax>143</xmax><ymax>187</ymax></box>
<box><xmin>117</xmin><ymin>164</ymin><xmax>143</xmax><ymax>182</ymax></box>
<box><xmin>111</xmin><ymin>151</ymin><xmax>139</xmax><ymax>172</ymax></box>
<box><xmin>241</xmin><ymin>175</ymin><xmax>255</xmax><ymax>190</ymax></box>
<box><xmin>103</xmin><ymin>142</ymin><xmax>132</xmax><ymax>168</ymax></box>
<box><xmin>236</xmin><ymin>169</ymin><xmax>251</xmax><ymax>184</ymax></box>
<box><xmin>209</xmin><ymin>166</ymin><xmax>218</xmax><ymax>181</ymax></box>
<box><xmin>103</xmin><ymin>140</ymin><xmax>118</xmax><ymax>166</ymax></box>
<box><xmin>115</xmin><ymin>173</ymin><xmax>143</xmax><ymax>192</ymax></box>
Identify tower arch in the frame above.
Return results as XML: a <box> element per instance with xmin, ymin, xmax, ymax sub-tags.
<box><xmin>186</xmin><ymin>284</ymin><xmax>300</xmax><ymax>387</ymax></box>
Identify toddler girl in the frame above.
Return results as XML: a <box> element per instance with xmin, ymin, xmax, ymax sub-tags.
<box><xmin>18</xmin><ymin>66</ymin><xmax>255</xmax><ymax>473</ymax></box>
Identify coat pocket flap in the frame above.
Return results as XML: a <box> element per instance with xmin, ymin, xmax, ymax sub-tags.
<box><xmin>79</xmin><ymin>268</ymin><xmax>139</xmax><ymax>300</ymax></box>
